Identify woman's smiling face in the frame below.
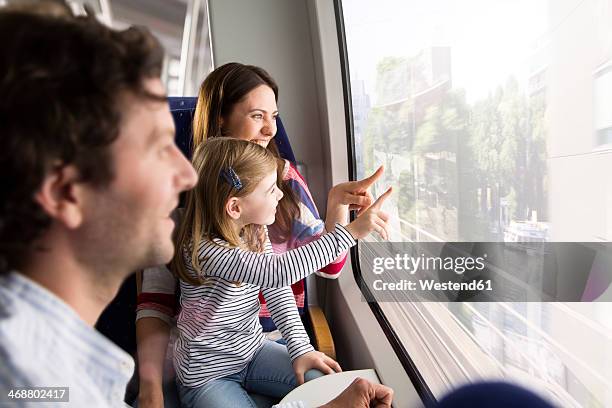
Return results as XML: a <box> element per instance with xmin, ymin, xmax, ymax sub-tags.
<box><xmin>221</xmin><ymin>84</ymin><xmax>278</xmax><ymax>148</ymax></box>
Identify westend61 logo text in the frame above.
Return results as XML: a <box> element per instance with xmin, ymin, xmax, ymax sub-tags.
<box><xmin>372</xmin><ymin>253</ymin><xmax>487</xmax><ymax>275</ymax></box>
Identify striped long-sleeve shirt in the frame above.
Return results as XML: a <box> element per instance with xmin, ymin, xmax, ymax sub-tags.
<box><xmin>137</xmin><ymin>161</ymin><xmax>347</xmax><ymax>330</ymax></box>
<box><xmin>174</xmin><ymin>224</ymin><xmax>355</xmax><ymax>387</ymax></box>
<box><xmin>0</xmin><ymin>272</ymin><xmax>134</xmax><ymax>407</ymax></box>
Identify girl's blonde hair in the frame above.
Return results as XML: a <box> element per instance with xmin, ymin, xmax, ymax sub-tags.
<box><xmin>171</xmin><ymin>137</ymin><xmax>277</xmax><ymax>286</ymax></box>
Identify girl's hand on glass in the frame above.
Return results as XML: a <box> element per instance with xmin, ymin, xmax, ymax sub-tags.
<box><xmin>292</xmin><ymin>350</ymin><xmax>342</xmax><ymax>385</ymax></box>
<box><xmin>345</xmin><ymin>187</ymin><xmax>392</xmax><ymax>240</ymax></box>
<box><xmin>329</xmin><ymin>166</ymin><xmax>384</xmax><ymax>214</ymax></box>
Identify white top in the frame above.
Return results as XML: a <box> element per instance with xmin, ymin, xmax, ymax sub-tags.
<box><xmin>174</xmin><ymin>225</ymin><xmax>356</xmax><ymax>387</ymax></box>
<box><xmin>0</xmin><ymin>272</ymin><xmax>134</xmax><ymax>407</ymax></box>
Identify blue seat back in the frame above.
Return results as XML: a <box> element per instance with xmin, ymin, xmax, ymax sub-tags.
<box><xmin>434</xmin><ymin>381</ymin><xmax>555</xmax><ymax>408</ymax></box>
<box><xmin>168</xmin><ymin>97</ymin><xmax>296</xmax><ymax>164</ymax></box>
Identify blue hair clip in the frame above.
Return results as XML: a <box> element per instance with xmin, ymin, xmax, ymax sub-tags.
<box><xmin>219</xmin><ymin>166</ymin><xmax>243</xmax><ymax>190</ymax></box>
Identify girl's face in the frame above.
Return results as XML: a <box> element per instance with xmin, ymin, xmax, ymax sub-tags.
<box><xmin>239</xmin><ymin>170</ymin><xmax>284</xmax><ymax>226</ymax></box>
<box><xmin>222</xmin><ymin>85</ymin><xmax>278</xmax><ymax>148</ymax></box>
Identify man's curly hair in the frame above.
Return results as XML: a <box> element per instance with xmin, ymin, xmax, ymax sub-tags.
<box><xmin>0</xmin><ymin>10</ymin><xmax>165</xmax><ymax>273</ymax></box>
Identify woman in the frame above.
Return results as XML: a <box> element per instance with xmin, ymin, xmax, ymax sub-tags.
<box><xmin>136</xmin><ymin>63</ymin><xmax>383</xmax><ymax>408</ymax></box>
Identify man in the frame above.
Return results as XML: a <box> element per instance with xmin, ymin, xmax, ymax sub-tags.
<box><xmin>0</xmin><ymin>7</ymin><xmax>392</xmax><ymax>408</ymax></box>
<box><xmin>0</xmin><ymin>7</ymin><xmax>198</xmax><ymax>407</ymax></box>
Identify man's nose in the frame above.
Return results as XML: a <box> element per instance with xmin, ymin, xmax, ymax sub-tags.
<box><xmin>177</xmin><ymin>152</ymin><xmax>198</xmax><ymax>191</ymax></box>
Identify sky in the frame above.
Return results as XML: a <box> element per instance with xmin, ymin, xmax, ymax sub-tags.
<box><xmin>342</xmin><ymin>0</ymin><xmax>552</xmax><ymax>104</ymax></box>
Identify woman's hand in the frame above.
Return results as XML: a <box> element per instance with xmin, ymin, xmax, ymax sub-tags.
<box><xmin>345</xmin><ymin>187</ymin><xmax>392</xmax><ymax>240</ymax></box>
<box><xmin>325</xmin><ymin>166</ymin><xmax>384</xmax><ymax>232</ymax></box>
<box><xmin>328</xmin><ymin>166</ymin><xmax>383</xmax><ymax>214</ymax></box>
<box><xmin>135</xmin><ymin>317</ymin><xmax>171</xmax><ymax>408</ymax></box>
<box><xmin>292</xmin><ymin>350</ymin><xmax>342</xmax><ymax>385</ymax></box>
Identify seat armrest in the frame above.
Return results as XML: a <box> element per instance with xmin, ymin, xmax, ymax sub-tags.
<box><xmin>307</xmin><ymin>305</ymin><xmax>336</xmax><ymax>360</ymax></box>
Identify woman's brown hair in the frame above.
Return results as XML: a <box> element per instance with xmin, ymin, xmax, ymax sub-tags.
<box><xmin>192</xmin><ymin>62</ymin><xmax>299</xmax><ymax>244</ymax></box>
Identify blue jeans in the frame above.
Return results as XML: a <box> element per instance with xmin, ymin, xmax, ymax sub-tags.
<box><xmin>177</xmin><ymin>340</ymin><xmax>323</xmax><ymax>408</ymax></box>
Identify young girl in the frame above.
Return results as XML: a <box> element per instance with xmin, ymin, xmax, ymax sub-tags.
<box><xmin>172</xmin><ymin>137</ymin><xmax>391</xmax><ymax>407</ymax></box>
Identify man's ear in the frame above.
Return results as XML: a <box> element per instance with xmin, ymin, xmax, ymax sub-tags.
<box><xmin>225</xmin><ymin>197</ymin><xmax>242</xmax><ymax>220</ymax></box>
<box><xmin>34</xmin><ymin>164</ymin><xmax>84</xmax><ymax>229</ymax></box>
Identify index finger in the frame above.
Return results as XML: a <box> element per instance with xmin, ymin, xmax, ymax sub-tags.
<box><xmin>356</xmin><ymin>165</ymin><xmax>384</xmax><ymax>189</ymax></box>
<box><xmin>370</xmin><ymin>187</ymin><xmax>393</xmax><ymax>210</ymax></box>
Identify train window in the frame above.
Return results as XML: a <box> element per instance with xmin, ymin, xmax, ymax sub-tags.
<box><xmin>339</xmin><ymin>0</ymin><xmax>612</xmax><ymax>405</ymax></box>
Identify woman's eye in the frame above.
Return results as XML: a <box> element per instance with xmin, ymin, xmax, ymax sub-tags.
<box><xmin>252</xmin><ymin>114</ymin><xmax>263</xmax><ymax>120</ymax></box>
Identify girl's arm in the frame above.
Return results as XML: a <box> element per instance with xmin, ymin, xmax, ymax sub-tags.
<box><xmin>261</xmin><ymin>286</ymin><xmax>313</xmax><ymax>360</ymax></box>
<box><xmin>199</xmin><ymin>224</ymin><xmax>355</xmax><ymax>288</ymax></box>
<box><xmin>262</xmin><ymin>286</ymin><xmax>341</xmax><ymax>384</ymax></box>
<box><xmin>194</xmin><ymin>187</ymin><xmax>391</xmax><ymax>287</ymax></box>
